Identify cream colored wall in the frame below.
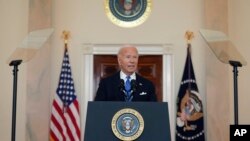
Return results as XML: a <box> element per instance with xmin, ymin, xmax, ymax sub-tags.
<box><xmin>204</xmin><ymin>0</ymin><xmax>230</xmax><ymax>140</ymax></box>
<box><xmin>0</xmin><ymin>0</ymin><xmax>29</xmax><ymax>141</ymax></box>
<box><xmin>228</xmin><ymin>0</ymin><xmax>250</xmax><ymax>124</ymax></box>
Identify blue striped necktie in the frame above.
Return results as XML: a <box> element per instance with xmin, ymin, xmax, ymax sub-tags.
<box><xmin>125</xmin><ymin>75</ymin><xmax>131</xmax><ymax>96</ymax></box>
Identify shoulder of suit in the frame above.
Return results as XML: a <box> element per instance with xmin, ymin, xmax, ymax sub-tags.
<box><xmin>136</xmin><ymin>73</ymin><xmax>152</xmax><ymax>83</ymax></box>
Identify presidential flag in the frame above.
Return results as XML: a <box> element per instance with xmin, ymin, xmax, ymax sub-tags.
<box><xmin>176</xmin><ymin>43</ymin><xmax>205</xmax><ymax>141</ymax></box>
<box><xmin>50</xmin><ymin>45</ymin><xmax>81</xmax><ymax>141</ymax></box>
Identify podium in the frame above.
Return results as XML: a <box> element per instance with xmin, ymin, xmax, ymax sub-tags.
<box><xmin>84</xmin><ymin>101</ymin><xmax>171</xmax><ymax>141</ymax></box>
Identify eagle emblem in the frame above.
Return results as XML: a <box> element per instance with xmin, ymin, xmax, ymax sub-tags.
<box><xmin>122</xmin><ymin>117</ymin><xmax>135</xmax><ymax>133</ymax></box>
<box><xmin>111</xmin><ymin>108</ymin><xmax>144</xmax><ymax>141</ymax></box>
<box><xmin>177</xmin><ymin>89</ymin><xmax>203</xmax><ymax>131</ymax></box>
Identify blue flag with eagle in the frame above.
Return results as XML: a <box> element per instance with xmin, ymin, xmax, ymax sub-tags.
<box><xmin>176</xmin><ymin>43</ymin><xmax>205</xmax><ymax>141</ymax></box>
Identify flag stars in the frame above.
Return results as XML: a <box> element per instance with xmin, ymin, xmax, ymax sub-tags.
<box><xmin>56</xmin><ymin>52</ymin><xmax>76</xmax><ymax>106</ymax></box>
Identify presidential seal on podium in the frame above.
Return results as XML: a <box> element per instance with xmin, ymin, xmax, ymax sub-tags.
<box><xmin>111</xmin><ymin>108</ymin><xmax>144</xmax><ymax>141</ymax></box>
<box><xmin>104</xmin><ymin>0</ymin><xmax>152</xmax><ymax>28</ymax></box>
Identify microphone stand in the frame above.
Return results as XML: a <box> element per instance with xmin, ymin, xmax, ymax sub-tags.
<box><xmin>229</xmin><ymin>60</ymin><xmax>242</xmax><ymax>125</ymax></box>
<box><xmin>119</xmin><ymin>79</ymin><xmax>128</xmax><ymax>101</ymax></box>
<box><xmin>128</xmin><ymin>80</ymin><xmax>137</xmax><ymax>102</ymax></box>
<box><xmin>9</xmin><ymin>60</ymin><xmax>22</xmax><ymax>141</ymax></box>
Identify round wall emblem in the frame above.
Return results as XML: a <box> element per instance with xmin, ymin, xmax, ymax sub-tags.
<box><xmin>104</xmin><ymin>0</ymin><xmax>152</xmax><ymax>28</ymax></box>
<box><xmin>111</xmin><ymin>108</ymin><xmax>144</xmax><ymax>141</ymax></box>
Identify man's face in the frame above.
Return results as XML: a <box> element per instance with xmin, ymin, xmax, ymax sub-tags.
<box><xmin>118</xmin><ymin>47</ymin><xmax>138</xmax><ymax>75</ymax></box>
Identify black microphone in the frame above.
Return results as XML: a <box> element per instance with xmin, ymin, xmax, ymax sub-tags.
<box><xmin>119</xmin><ymin>79</ymin><xmax>125</xmax><ymax>92</ymax></box>
<box><xmin>130</xmin><ymin>79</ymin><xmax>137</xmax><ymax>93</ymax></box>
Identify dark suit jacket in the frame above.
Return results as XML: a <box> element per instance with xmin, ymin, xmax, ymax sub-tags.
<box><xmin>94</xmin><ymin>71</ymin><xmax>157</xmax><ymax>101</ymax></box>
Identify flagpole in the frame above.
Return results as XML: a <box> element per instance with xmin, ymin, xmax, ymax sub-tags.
<box><xmin>185</xmin><ymin>31</ymin><xmax>194</xmax><ymax>92</ymax></box>
<box><xmin>62</xmin><ymin>30</ymin><xmax>70</xmax><ymax>49</ymax></box>
<box><xmin>62</xmin><ymin>30</ymin><xmax>70</xmax><ymax>112</ymax></box>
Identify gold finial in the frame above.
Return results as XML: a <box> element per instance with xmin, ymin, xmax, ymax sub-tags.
<box><xmin>185</xmin><ymin>31</ymin><xmax>194</xmax><ymax>44</ymax></box>
<box><xmin>62</xmin><ymin>30</ymin><xmax>70</xmax><ymax>44</ymax></box>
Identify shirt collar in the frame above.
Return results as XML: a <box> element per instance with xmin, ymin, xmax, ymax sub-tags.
<box><xmin>120</xmin><ymin>71</ymin><xmax>136</xmax><ymax>81</ymax></box>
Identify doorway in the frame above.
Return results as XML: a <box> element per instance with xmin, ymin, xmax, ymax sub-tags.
<box><xmin>82</xmin><ymin>44</ymin><xmax>174</xmax><ymax>139</ymax></box>
<box><xmin>94</xmin><ymin>55</ymin><xmax>163</xmax><ymax>101</ymax></box>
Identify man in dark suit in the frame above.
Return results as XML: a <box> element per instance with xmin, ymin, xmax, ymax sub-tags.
<box><xmin>94</xmin><ymin>45</ymin><xmax>157</xmax><ymax>101</ymax></box>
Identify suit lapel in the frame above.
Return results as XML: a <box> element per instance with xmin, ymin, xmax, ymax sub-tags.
<box><xmin>134</xmin><ymin>74</ymin><xmax>143</xmax><ymax>96</ymax></box>
<box><xmin>112</xmin><ymin>72</ymin><xmax>125</xmax><ymax>100</ymax></box>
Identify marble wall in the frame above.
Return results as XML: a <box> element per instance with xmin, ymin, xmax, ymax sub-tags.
<box><xmin>205</xmin><ymin>0</ymin><xmax>230</xmax><ymax>141</ymax></box>
<box><xmin>26</xmin><ymin>0</ymin><xmax>52</xmax><ymax>140</ymax></box>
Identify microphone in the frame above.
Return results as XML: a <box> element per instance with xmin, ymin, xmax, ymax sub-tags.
<box><xmin>119</xmin><ymin>79</ymin><xmax>128</xmax><ymax>99</ymax></box>
<box><xmin>119</xmin><ymin>79</ymin><xmax>137</xmax><ymax>102</ymax></box>
<box><xmin>130</xmin><ymin>79</ymin><xmax>137</xmax><ymax>93</ymax></box>
<box><xmin>125</xmin><ymin>79</ymin><xmax>137</xmax><ymax>102</ymax></box>
<box><xmin>119</xmin><ymin>79</ymin><xmax>125</xmax><ymax>92</ymax></box>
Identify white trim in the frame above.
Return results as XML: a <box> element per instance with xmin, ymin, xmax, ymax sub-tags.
<box><xmin>81</xmin><ymin>43</ymin><xmax>175</xmax><ymax>141</ymax></box>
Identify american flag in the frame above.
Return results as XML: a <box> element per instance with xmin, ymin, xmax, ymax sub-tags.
<box><xmin>50</xmin><ymin>46</ymin><xmax>81</xmax><ymax>141</ymax></box>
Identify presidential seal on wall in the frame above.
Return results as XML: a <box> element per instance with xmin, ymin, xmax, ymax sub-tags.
<box><xmin>104</xmin><ymin>0</ymin><xmax>152</xmax><ymax>28</ymax></box>
<box><xmin>111</xmin><ymin>108</ymin><xmax>144</xmax><ymax>141</ymax></box>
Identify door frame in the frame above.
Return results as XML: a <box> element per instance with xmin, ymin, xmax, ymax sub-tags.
<box><xmin>81</xmin><ymin>43</ymin><xmax>174</xmax><ymax>139</ymax></box>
